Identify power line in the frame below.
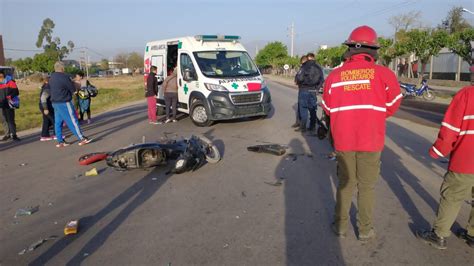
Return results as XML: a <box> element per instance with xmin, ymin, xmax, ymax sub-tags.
<box><xmin>299</xmin><ymin>0</ymin><xmax>416</xmax><ymax>36</ymax></box>
<box><xmin>4</xmin><ymin>48</ymin><xmax>43</xmax><ymax>52</ymax></box>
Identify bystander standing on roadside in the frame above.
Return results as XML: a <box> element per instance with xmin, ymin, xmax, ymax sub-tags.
<box><xmin>291</xmin><ymin>55</ymin><xmax>308</xmax><ymax>129</ymax></box>
<box><xmin>0</xmin><ymin>72</ymin><xmax>20</xmax><ymax>141</ymax></box>
<box><xmin>322</xmin><ymin>26</ymin><xmax>402</xmax><ymax>241</ymax></box>
<box><xmin>49</xmin><ymin>61</ymin><xmax>91</xmax><ymax>147</ymax></box>
<box><xmin>416</xmin><ymin>63</ymin><xmax>474</xmax><ymax>250</ymax></box>
<box><xmin>39</xmin><ymin>74</ymin><xmax>56</xmax><ymax>141</ymax></box>
<box><xmin>74</xmin><ymin>71</ymin><xmax>92</xmax><ymax>124</ymax></box>
<box><xmin>294</xmin><ymin>53</ymin><xmax>323</xmax><ymax>133</ymax></box>
<box><xmin>163</xmin><ymin>67</ymin><xmax>179</xmax><ymax>123</ymax></box>
<box><xmin>146</xmin><ymin>66</ymin><xmax>160</xmax><ymax>124</ymax></box>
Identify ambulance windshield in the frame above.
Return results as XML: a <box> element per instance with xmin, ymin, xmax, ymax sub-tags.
<box><xmin>193</xmin><ymin>51</ymin><xmax>260</xmax><ymax>78</ymax></box>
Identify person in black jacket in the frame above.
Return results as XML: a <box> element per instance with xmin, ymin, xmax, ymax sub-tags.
<box><xmin>49</xmin><ymin>61</ymin><xmax>91</xmax><ymax>147</ymax></box>
<box><xmin>0</xmin><ymin>72</ymin><xmax>20</xmax><ymax>141</ymax></box>
<box><xmin>146</xmin><ymin>66</ymin><xmax>160</xmax><ymax>124</ymax></box>
<box><xmin>294</xmin><ymin>53</ymin><xmax>324</xmax><ymax>132</ymax></box>
<box><xmin>39</xmin><ymin>75</ymin><xmax>55</xmax><ymax>141</ymax></box>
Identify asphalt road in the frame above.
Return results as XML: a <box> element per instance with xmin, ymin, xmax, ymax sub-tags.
<box><xmin>0</xmin><ymin>80</ymin><xmax>472</xmax><ymax>265</ymax></box>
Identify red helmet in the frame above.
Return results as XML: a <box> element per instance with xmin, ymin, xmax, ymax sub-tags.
<box><xmin>344</xmin><ymin>25</ymin><xmax>380</xmax><ymax>49</ymax></box>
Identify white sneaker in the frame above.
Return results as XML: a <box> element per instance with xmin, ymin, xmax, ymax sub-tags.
<box><xmin>165</xmin><ymin>119</ymin><xmax>172</xmax><ymax>124</ymax></box>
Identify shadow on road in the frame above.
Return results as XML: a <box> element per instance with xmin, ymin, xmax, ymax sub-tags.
<box><xmin>29</xmin><ymin>168</ymin><xmax>170</xmax><ymax>265</ymax></box>
<box><xmin>280</xmin><ymin>136</ymin><xmax>345</xmax><ymax>265</ymax></box>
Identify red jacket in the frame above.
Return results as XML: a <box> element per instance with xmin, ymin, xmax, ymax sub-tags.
<box><xmin>322</xmin><ymin>54</ymin><xmax>402</xmax><ymax>152</ymax></box>
<box><xmin>429</xmin><ymin>86</ymin><xmax>474</xmax><ymax>174</ymax></box>
<box><xmin>0</xmin><ymin>80</ymin><xmax>19</xmax><ymax>108</ymax></box>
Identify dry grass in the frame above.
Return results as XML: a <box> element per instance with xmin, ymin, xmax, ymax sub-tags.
<box><xmin>1</xmin><ymin>76</ymin><xmax>145</xmax><ymax>135</ymax></box>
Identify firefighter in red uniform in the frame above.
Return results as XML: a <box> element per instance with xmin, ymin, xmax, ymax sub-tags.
<box><xmin>322</xmin><ymin>26</ymin><xmax>402</xmax><ymax>241</ymax></box>
<box><xmin>416</xmin><ymin>63</ymin><xmax>474</xmax><ymax>250</ymax></box>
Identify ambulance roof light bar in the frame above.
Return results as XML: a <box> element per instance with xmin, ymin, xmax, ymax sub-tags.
<box><xmin>194</xmin><ymin>35</ymin><xmax>241</xmax><ymax>42</ymax></box>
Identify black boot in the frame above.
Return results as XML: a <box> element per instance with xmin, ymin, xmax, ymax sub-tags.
<box><xmin>416</xmin><ymin>230</ymin><xmax>447</xmax><ymax>250</ymax></box>
<box><xmin>12</xmin><ymin>135</ymin><xmax>21</xmax><ymax>141</ymax></box>
<box><xmin>456</xmin><ymin>228</ymin><xmax>474</xmax><ymax>248</ymax></box>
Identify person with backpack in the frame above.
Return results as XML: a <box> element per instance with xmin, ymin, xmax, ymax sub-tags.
<box><xmin>0</xmin><ymin>72</ymin><xmax>20</xmax><ymax>141</ymax></box>
<box><xmin>74</xmin><ymin>71</ymin><xmax>92</xmax><ymax>124</ymax></box>
<box><xmin>295</xmin><ymin>53</ymin><xmax>324</xmax><ymax>133</ymax></box>
<box><xmin>49</xmin><ymin>61</ymin><xmax>91</xmax><ymax>147</ymax></box>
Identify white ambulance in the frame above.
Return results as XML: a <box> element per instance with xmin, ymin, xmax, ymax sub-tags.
<box><xmin>144</xmin><ymin>35</ymin><xmax>272</xmax><ymax>126</ymax></box>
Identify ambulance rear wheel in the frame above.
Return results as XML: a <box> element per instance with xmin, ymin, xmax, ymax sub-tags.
<box><xmin>190</xmin><ymin>99</ymin><xmax>213</xmax><ymax>127</ymax></box>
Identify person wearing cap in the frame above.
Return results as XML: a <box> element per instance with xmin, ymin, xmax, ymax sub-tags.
<box><xmin>39</xmin><ymin>74</ymin><xmax>55</xmax><ymax>141</ymax></box>
<box><xmin>321</xmin><ymin>25</ymin><xmax>402</xmax><ymax>241</ymax></box>
<box><xmin>416</xmin><ymin>63</ymin><xmax>474</xmax><ymax>250</ymax></box>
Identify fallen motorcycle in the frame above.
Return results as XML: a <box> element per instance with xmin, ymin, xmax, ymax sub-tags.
<box><xmin>78</xmin><ymin>135</ymin><xmax>220</xmax><ymax>174</ymax></box>
<box><xmin>400</xmin><ymin>79</ymin><xmax>436</xmax><ymax>101</ymax></box>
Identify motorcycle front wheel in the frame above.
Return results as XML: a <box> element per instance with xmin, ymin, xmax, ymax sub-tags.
<box><xmin>422</xmin><ymin>90</ymin><xmax>436</xmax><ymax>101</ymax></box>
<box><xmin>198</xmin><ymin>135</ymin><xmax>221</xmax><ymax>164</ymax></box>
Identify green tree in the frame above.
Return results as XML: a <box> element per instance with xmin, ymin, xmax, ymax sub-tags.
<box><xmin>440</xmin><ymin>7</ymin><xmax>471</xmax><ymax>33</ymax></box>
<box><xmin>36</xmin><ymin>18</ymin><xmax>75</xmax><ymax>58</ymax></box>
<box><xmin>255</xmin><ymin>42</ymin><xmax>288</xmax><ymax>67</ymax></box>
<box><xmin>377</xmin><ymin>37</ymin><xmax>395</xmax><ymax>66</ymax></box>
<box><xmin>31</xmin><ymin>53</ymin><xmax>56</xmax><ymax>72</ymax></box>
<box><xmin>316</xmin><ymin>45</ymin><xmax>347</xmax><ymax>67</ymax></box>
<box><xmin>100</xmin><ymin>58</ymin><xmax>109</xmax><ymax>70</ymax></box>
<box><xmin>12</xmin><ymin>57</ymin><xmax>33</xmax><ymax>72</ymax></box>
<box><xmin>403</xmin><ymin>29</ymin><xmax>449</xmax><ymax>76</ymax></box>
<box><xmin>448</xmin><ymin>28</ymin><xmax>474</xmax><ymax>65</ymax></box>
<box><xmin>127</xmin><ymin>52</ymin><xmax>143</xmax><ymax>69</ymax></box>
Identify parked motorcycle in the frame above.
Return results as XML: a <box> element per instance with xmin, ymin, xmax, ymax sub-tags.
<box><xmin>400</xmin><ymin>79</ymin><xmax>436</xmax><ymax>101</ymax></box>
<box><xmin>78</xmin><ymin>135</ymin><xmax>220</xmax><ymax>173</ymax></box>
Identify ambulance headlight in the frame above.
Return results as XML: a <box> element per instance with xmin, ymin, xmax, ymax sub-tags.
<box><xmin>205</xmin><ymin>83</ymin><xmax>228</xmax><ymax>92</ymax></box>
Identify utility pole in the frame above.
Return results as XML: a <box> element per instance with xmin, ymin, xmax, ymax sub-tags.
<box><xmin>287</xmin><ymin>22</ymin><xmax>295</xmax><ymax>57</ymax></box>
<box><xmin>80</xmin><ymin>49</ymin><xmax>89</xmax><ymax>78</ymax></box>
<box><xmin>0</xmin><ymin>35</ymin><xmax>5</xmax><ymax>65</ymax></box>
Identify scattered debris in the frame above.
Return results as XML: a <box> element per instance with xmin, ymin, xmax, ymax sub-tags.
<box><xmin>85</xmin><ymin>168</ymin><xmax>98</xmax><ymax>177</ymax></box>
<box><xmin>264</xmin><ymin>180</ymin><xmax>283</xmax><ymax>187</ymax></box>
<box><xmin>72</xmin><ymin>174</ymin><xmax>83</xmax><ymax>180</ymax></box>
<box><xmin>11</xmin><ymin>197</ymin><xmax>19</xmax><ymax>202</ymax></box>
<box><xmin>19</xmin><ymin>163</ymin><xmax>28</xmax><ymax>167</ymax></box>
<box><xmin>48</xmin><ymin>202</ymin><xmax>53</xmax><ymax>207</ymax></box>
<box><xmin>64</xmin><ymin>220</ymin><xmax>79</xmax><ymax>235</ymax></box>
<box><xmin>235</xmin><ymin>215</ymin><xmax>240</xmax><ymax>219</ymax></box>
<box><xmin>14</xmin><ymin>206</ymin><xmax>39</xmax><ymax>218</ymax></box>
<box><xmin>223</xmin><ymin>243</ymin><xmax>229</xmax><ymax>248</ymax></box>
<box><xmin>18</xmin><ymin>236</ymin><xmax>58</xmax><ymax>255</ymax></box>
<box><xmin>152</xmin><ymin>177</ymin><xmax>158</xmax><ymax>181</ymax></box>
<box><xmin>241</xmin><ymin>191</ymin><xmax>247</xmax><ymax>198</ymax></box>
<box><xmin>247</xmin><ymin>144</ymin><xmax>287</xmax><ymax>156</ymax></box>
<box><xmin>83</xmin><ymin>253</ymin><xmax>89</xmax><ymax>257</ymax></box>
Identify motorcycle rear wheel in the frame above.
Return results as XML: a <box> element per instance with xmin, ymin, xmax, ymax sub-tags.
<box><xmin>198</xmin><ymin>135</ymin><xmax>221</xmax><ymax>164</ymax></box>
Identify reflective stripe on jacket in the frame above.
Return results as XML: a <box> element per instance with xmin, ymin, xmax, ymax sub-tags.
<box><xmin>429</xmin><ymin>86</ymin><xmax>474</xmax><ymax>174</ymax></box>
<box><xmin>322</xmin><ymin>54</ymin><xmax>402</xmax><ymax>152</ymax></box>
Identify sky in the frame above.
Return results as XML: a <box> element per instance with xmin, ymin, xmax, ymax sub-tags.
<box><xmin>1</xmin><ymin>0</ymin><xmax>473</xmax><ymax>62</ymax></box>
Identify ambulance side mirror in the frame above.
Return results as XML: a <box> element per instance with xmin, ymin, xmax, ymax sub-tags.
<box><xmin>183</xmin><ymin>68</ymin><xmax>197</xmax><ymax>81</ymax></box>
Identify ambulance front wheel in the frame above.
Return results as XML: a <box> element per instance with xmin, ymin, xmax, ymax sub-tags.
<box><xmin>190</xmin><ymin>99</ymin><xmax>213</xmax><ymax>127</ymax></box>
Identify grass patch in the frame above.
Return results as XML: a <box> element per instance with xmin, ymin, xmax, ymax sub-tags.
<box><xmin>1</xmin><ymin>86</ymin><xmax>145</xmax><ymax>135</ymax></box>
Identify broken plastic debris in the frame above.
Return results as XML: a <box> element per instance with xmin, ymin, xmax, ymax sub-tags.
<box><xmin>14</xmin><ymin>206</ymin><xmax>39</xmax><ymax>218</ymax></box>
<box><xmin>18</xmin><ymin>236</ymin><xmax>58</xmax><ymax>255</ymax></box>
<box><xmin>223</xmin><ymin>243</ymin><xmax>229</xmax><ymax>248</ymax></box>
<box><xmin>152</xmin><ymin>177</ymin><xmax>158</xmax><ymax>181</ymax></box>
<box><xmin>85</xmin><ymin>168</ymin><xmax>98</xmax><ymax>176</ymax></box>
<box><xmin>235</xmin><ymin>215</ymin><xmax>240</xmax><ymax>219</ymax></box>
<box><xmin>264</xmin><ymin>179</ymin><xmax>284</xmax><ymax>187</ymax></box>
<box><xmin>19</xmin><ymin>163</ymin><xmax>28</xmax><ymax>167</ymax></box>
<box><xmin>64</xmin><ymin>220</ymin><xmax>79</xmax><ymax>235</ymax></box>
<box><xmin>247</xmin><ymin>144</ymin><xmax>287</xmax><ymax>156</ymax></box>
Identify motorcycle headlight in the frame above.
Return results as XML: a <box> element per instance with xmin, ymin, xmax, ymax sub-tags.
<box><xmin>205</xmin><ymin>83</ymin><xmax>228</xmax><ymax>92</ymax></box>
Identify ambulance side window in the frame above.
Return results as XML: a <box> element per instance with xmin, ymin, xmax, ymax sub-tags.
<box><xmin>180</xmin><ymin>53</ymin><xmax>197</xmax><ymax>81</ymax></box>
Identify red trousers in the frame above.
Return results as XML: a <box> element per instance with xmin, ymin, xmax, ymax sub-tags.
<box><xmin>147</xmin><ymin>96</ymin><xmax>157</xmax><ymax>122</ymax></box>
